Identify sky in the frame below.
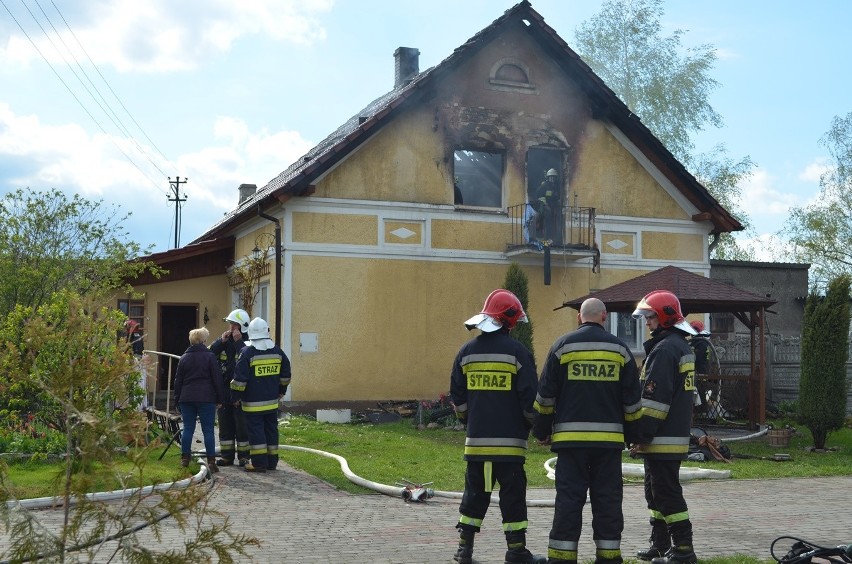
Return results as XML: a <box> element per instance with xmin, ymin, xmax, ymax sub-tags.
<box><xmin>1</xmin><ymin>0</ymin><xmax>849</xmax><ymax>257</ymax></box>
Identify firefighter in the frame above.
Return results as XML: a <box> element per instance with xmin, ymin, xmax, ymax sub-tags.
<box><xmin>209</xmin><ymin>308</ymin><xmax>251</xmax><ymax>466</ymax></box>
<box><xmin>532</xmin><ymin>168</ymin><xmax>562</xmax><ymax>242</ymax></box>
<box><xmin>688</xmin><ymin>320</ymin><xmax>711</xmax><ymax>416</ymax></box>
<box><xmin>630</xmin><ymin>290</ymin><xmax>699</xmax><ymax>564</ymax></box>
<box><xmin>230</xmin><ymin>317</ymin><xmax>291</xmax><ymax>472</ymax></box>
<box><xmin>533</xmin><ymin>298</ymin><xmax>642</xmax><ymax>564</ymax></box>
<box><xmin>449</xmin><ymin>289</ymin><xmax>545</xmax><ymax>564</ymax></box>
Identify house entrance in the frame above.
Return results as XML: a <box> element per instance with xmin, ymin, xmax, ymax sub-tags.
<box><xmin>158</xmin><ymin>304</ymin><xmax>198</xmax><ymax>392</ymax></box>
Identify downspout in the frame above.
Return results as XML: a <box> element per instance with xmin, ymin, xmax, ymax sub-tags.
<box><xmin>257</xmin><ymin>205</ymin><xmax>282</xmax><ymax>344</ymax></box>
<box><xmin>708</xmin><ymin>232</ymin><xmax>720</xmax><ymax>255</ymax></box>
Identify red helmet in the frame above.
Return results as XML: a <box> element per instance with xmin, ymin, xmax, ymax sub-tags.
<box><xmin>690</xmin><ymin>320</ymin><xmax>708</xmax><ymax>335</ymax></box>
<box><xmin>632</xmin><ymin>290</ymin><xmax>696</xmax><ymax>334</ymax></box>
<box><xmin>464</xmin><ymin>289</ymin><xmax>528</xmax><ymax>332</ymax></box>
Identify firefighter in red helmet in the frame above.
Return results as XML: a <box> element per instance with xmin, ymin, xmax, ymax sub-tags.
<box><xmin>688</xmin><ymin>320</ymin><xmax>712</xmax><ymax>416</ymax></box>
<box><xmin>631</xmin><ymin>290</ymin><xmax>698</xmax><ymax>564</ymax></box>
<box><xmin>449</xmin><ymin>289</ymin><xmax>545</xmax><ymax>564</ymax></box>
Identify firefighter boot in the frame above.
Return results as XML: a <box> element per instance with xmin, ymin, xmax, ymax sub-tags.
<box><xmin>650</xmin><ymin>546</ymin><xmax>697</xmax><ymax>564</ymax></box>
<box><xmin>180</xmin><ymin>454</ymin><xmax>191</xmax><ymax>468</ymax></box>
<box><xmin>206</xmin><ymin>457</ymin><xmax>219</xmax><ymax>473</ymax></box>
<box><xmin>637</xmin><ymin>520</ymin><xmax>670</xmax><ymax>561</ymax></box>
<box><xmin>215</xmin><ymin>457</ymin><xmax>234</xmax><ymax>466</ymax></box>
<box><xmin>504</xmin><ymin>531</ymin><xmax>547</xmax><ymax>564</ymax></box>
<box><xmin>453</xmin><ymin>529</ymin><xmax>475</xmax><ymax>564</ymax></box>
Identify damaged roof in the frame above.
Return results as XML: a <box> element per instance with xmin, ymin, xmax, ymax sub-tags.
<box><xmin>193</xmin><ymin>0</ymin><xmax>742</xmax><ymax>244</ymax></box>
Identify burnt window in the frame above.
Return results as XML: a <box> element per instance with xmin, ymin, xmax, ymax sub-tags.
<box><xmin>453</xmin><ymin>150</ymin><xmax>503</xmax><ymax>208</ymax></box>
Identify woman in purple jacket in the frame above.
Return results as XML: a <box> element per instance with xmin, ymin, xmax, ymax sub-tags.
<box><xmin>174</xmin><ymin>327</ymin><xmax>225</xmax><ymax>472</ymax></box>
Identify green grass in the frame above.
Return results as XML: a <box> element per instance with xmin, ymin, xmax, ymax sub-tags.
<box><xmin>2</xmin><ymin>447</ymin><xmax>199</xmax><ymax>500</ymax></box>
<box><xmin>279</xmin><ymin>416</ymin><xmax>852</xmax><ymax>494</ymax></box>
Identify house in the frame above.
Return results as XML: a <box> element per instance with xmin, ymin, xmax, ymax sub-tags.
<box><xmin>127</xmin><ymin>1</ymin><xmax>743</xmax><ymax>406</ymax></box>
<box><xmin>709</xmin><ymin>259</ymin><xmax>809</xmax><ymax>340</ymax></box>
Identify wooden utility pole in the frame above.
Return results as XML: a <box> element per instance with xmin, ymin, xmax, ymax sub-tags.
<box><xmin>167</xmin><ymin>176</ymin><xmax>188</xmax><ymax>249</ymax></box>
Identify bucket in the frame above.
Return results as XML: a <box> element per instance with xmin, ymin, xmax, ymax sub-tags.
<box><xmin>768</xmin><ymin>428</ymin><xmax>791</xmax><ymax>448</ymax></box>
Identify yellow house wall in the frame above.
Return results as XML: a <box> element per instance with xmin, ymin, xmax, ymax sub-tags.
<box><xmin>288</xmin><ymin>255</ymin><xmax>664</xmax><ymax>400</ymax></box>
<box><xmin>131</xmin><ymin>275</ymin><xmax>231</xmax><ymax>349</ymax></box>
<box><xmin>642</xmin><ymin>232</ymin><xmax>704</xmax><ymax>261</ymax></box>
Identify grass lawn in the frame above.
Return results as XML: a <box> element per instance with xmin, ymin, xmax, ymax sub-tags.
<box><xmin>277</xmin><ymin>416</ymin><xmax>852</xmax><ymax>494</ymax></box>
<box><xmin>2</xmin><ymin>447</ymin><xmax>200</xmax><ymax>501</ymax></box>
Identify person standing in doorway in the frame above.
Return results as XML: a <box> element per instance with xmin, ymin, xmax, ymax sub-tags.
<box><xmin>533</xmin><ymin>298</ymin><xmax>642</xmax><ymax>564</ymax></box>
<box><xmin>209</xmin><ymin>309</ymin><xmax>251</xmax><ymax>466</ymax></box>
<box><xmin>630</xmin><ymin>290</ymin><xmax>698</xmax><ymax>564</ymax></box>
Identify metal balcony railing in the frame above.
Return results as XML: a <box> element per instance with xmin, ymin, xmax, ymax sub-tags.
<box><xmin>507</xmin><ymin>203</ymin><xmax>596</xmax><ymax>253</ymax></box>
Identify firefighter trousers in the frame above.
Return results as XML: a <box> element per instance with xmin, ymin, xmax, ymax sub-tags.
<box><xmin>457</xmin><ymin>460</ymin><xmax>528</xmax><ymax>533</ymax></box>
<box><xmin>549</xmin><ymin>448</ymin><xmax>623</xmax><ymax>561</ymax></box>
<box><xmin>217</xmin><ymin>403</ymin><xmax>249</xmax><ymax>461</ymax></box>
<box><xmin>244</xmin><ymin>410</ymin><xmax>280</xmax><ymax>470</ymax></box>
<box><xmin>643</xmin><ymin>458</ymin><xmax>693</xmax><ymax>545</ymax></box>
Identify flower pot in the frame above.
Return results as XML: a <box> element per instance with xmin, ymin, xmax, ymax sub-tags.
<box><xmin>768</xmin><ymin>428</ymin><xmax>792</xmax><ymax>448</ymax></box>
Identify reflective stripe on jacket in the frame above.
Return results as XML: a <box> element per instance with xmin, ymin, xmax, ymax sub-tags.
<box><xmin>635</xmin><ymin>328</ymin><xmax>695</xmax><ymax>459</ymax></box>
<box><xmin>533</xmin><ymin>322</ymin><xmax>641</xmax><ymax>449</ymax></box>
<box><xmin>449</xmin><ymin>330</ymin><xmax>538</xmax><ymax>462</ymax></box>
<box><xmin>231</xmin><ymin>346</ymin><xmax>291</xmax><ymax>413</ymax></box>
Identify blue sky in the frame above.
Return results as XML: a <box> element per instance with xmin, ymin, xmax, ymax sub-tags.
<box><xmin>1</xmin><ymin>0</ymin><xmax>848</xmax><ymax>256</ymax></box>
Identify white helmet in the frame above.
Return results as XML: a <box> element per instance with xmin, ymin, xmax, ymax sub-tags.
<box><xmin>224</xmin><ymin>309</ymin><xmax>250</xmax><ymax>331</ymax></box>
<box><xmin>545</xmin><ymin>168</ymin><xmax>558</xmax><ymax>178</ymax></box>
<box><xmin>246</xmin><ymin>317</ymin><xmax>274</xmax><ymax>351</ymax></box>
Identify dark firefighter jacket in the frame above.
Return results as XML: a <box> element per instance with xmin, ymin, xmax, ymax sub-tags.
<box><xmin>690</xmin><ymin>336</ymin><xmax>710</xmax><ymax>375</ymax></box>
<box><xmin>532</xmin><ymin>322</ymin><xmax>642</xmax><ymax>449</ymax></box>
<box><xmin>231</xmin><ymin>345</ymin><xmax>291</xmax><ymax>413</ymax></box>
<box><xmin>634</xmin><ymin>328</ymin><xmax>695</xmax><ymax>459</ymax></box>
<box><xmin>450</xmin><ymin>329</ymin><xmax>538</xmax><ymax>462</ymax></box>
<box><xmin>209</xmin><ymin>333</ymin><xmax>246</xmax><ymax>400</ymax></box>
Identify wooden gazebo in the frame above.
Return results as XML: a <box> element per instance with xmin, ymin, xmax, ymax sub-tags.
<box><xmin>560</xmin><ymin>266</ymin><xmax>777</xmax><ymax>428</ymax></box>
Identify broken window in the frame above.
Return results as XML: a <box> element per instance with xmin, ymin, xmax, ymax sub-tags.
<box><xmin>453</xmin><ymin>150</ymin><xmax>503</xmax><ymax>208</ymax></box>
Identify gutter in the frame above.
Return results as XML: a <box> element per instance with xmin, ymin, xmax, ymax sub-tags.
<box><xmin>257</xmin><ymin>204</ymin><xmax>282</xmax><ymax>344</ymax></box>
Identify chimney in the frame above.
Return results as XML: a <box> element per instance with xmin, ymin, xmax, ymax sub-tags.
<box><xmin>394</xmin><ymin>47</ymin><xmax>420</xmax><ymax>88</ymax></box>
<box><xmin>238</xmin><ymin>183</ymin><xmax>257</xmax><ymax>204</ymax></box>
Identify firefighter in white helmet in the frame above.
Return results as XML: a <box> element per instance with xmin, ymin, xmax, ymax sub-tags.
<box><xmin>532</xmin><ymin>168</ymin><xmax>562</xmax><ymax>242</ymax></box>
<box><xmin>230</xmin><ymin>317</ymin><xmax>291</xmax><ymax>472</ymax></box>
<box><xmin>209</xmin><ymin>309</ymin><xmax>251</xmax><ymax>466</ymax></box>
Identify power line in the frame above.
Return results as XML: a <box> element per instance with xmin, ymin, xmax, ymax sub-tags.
<box><xmin>0</xmin><ymin>0</ymin><xmax>167</xmax><ymax>195</ymax></box>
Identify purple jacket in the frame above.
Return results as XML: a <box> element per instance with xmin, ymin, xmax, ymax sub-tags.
<box><xmin>174</xmin><ymin>343</ymin><xmax>225</xmax><ymax>404</ymax></box>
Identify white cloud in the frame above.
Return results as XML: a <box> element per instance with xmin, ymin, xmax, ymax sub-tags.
<box><xmin>733</xmin><ymin>232</ymin><xmax>797</xmax><ymax>263</ymax></box>
<box><xmin>0</xmin><ymin>0</ymin><xmax>333</xmax><ymax>72</ymax></box>
<box><xmin>740</xmin><ymin>168</ymin><xmax>800</xmax><ymax>215</ymax></box>
<box><xmin>0</xmin><ymin>103</ymin><xmax>313</xmax><ymax>247</ymax></box>
<box><xmin>798</xmin><ymin>156</ymin><xmax>830</xmax><ymax>183</ymax></box>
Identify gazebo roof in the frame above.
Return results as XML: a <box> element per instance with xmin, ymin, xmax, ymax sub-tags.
<box><xmin>559</xmin><ymin>265</ymin><xmax>777</xmax><ymax>314</ymax></box>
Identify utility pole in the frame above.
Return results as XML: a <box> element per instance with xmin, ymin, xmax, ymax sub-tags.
<box><xmin>167</xmin><ymin>176</ymin><xmax>188</xmax><ymax>249</ymax></box>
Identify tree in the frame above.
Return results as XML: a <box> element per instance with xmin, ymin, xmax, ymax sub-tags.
<box><xmin>799</xmin><ymin>275</ymin><xmax>851</xmax><ymax>449</ymax></box>
<box><xmin>0</xmin><ymin>291</ymin><xmax>259</xmax><ymax>562</ymax></box>
<box><xmin>785</xmin><ymin>112</ymin><xmax>852</xmax><ymax>287</ymax></box>
<box><xmin>574</xmin><ymin>0</ymin><xmax>754</xmax><ymax>259</ymax></box>
<box><xmin>0</xmin><ymin>188</ymin><xmax>158</xmax><ymax>318</ymax></box>
<box><xmin>503</xmin><ymin>263</ymin><xmax>535</xmax><ymax>362</ymax></box>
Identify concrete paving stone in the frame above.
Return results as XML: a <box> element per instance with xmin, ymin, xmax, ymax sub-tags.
<box><xmin>2</xmin><ymin>424</ymin><xmax>850</xmax><ymax>563</ymax></box>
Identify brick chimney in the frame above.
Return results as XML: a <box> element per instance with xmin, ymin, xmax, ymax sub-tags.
<box><xmin>394</xmin><ymin>47</ymin><xmax>420</xmax><ymax>88</ymax></box>
<box><xmin>238</xmin><ymin>183</ymin><xmax>257</xmax><ymax>204</ymax></box>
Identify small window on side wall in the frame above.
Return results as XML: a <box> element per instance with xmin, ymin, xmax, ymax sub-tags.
<box><xmin>453</xmin><ymin>150</ymin><xmax>503</xmax><ymax>208</ymax></box>
<box><xmin>606</xmin><ymin>312</ymin><xmax>643</xmax><ymax>352</ymax></box>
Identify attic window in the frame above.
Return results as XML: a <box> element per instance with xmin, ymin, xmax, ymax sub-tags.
<box><xmin>487</xmin><ymin>57</ymin><xmax>537</xmax><ymax>94</ymax></box>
